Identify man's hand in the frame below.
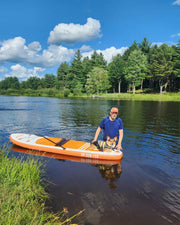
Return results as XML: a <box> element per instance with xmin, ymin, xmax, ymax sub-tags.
<box><xmin>116</xmin><ymin>144</ymin><xmax>122</xmax><ymax>150</ymax></box>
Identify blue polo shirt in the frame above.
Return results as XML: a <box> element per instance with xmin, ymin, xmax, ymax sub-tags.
<box><xmin>99</xmin><ymin>116</ymin><xmax>123</xmax><ymax>141</ymax></box>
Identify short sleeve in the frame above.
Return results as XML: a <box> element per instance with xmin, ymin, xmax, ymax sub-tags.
<box><xmin>99</xmin><ymin>117</ymin><xmax>107</xmax><ymax>129</ymax></box>
<box><xmin>118</xmin><ymin>118</ymin><xmax>123</xmax><ymax>130</ymax></box>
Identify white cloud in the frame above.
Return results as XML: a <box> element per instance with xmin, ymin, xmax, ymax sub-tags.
<box><xmin>0</xmin><ymin>37</ymin><xmax>27</xmax><ymax>62</ymax></box>
<box><xmin>41</xmin><ymin>45</ymin><xmax>74</xmax><ymax>67</ymax></box>
<box><xmin>171</xmin><ymin>34</ymin><xmax>176</xmax><ymax>38</ymax></box>
<box><xmin>152</xmin><ymin>41</ymin><xmax>177</xmax><ymax>46</ymax></box>
<box><xmin>151</xmin><ymin>42</ymin><xmax>164</xmax><ymax>47</ymax></box>
<box><xmin>80</xmin><ymin>45</ymin><xmax>92</xmax><ymax>52</ymax></box>
<box><xmin>82</xmin><ymin>46</ymin><xmax>128</xmax><ymax>63</ymax></box>
<box><xmin>0</xmin><ymin>18</ymin><xmax>102</xmax><ymax>69</ymax></box>
<box><xmin>0</xmin><ymin>17</ymin><xmax>128</xmax><ymax>80</ymax></box>
<box><xmin>0</xmin><ymin>36</ymin><xmax>75</xmax><ymax>68</ymax></box>
<box><xmin>28</xmin><ymin>41</ymin><xmax>42</xmax><ymax>52</ymax></box>
<box><xmin>0</xmin><ymin>37</ymin><xmax>43</xmax><ymax>65</ymax></box>
<box><xmin>0</xmin><ymin>66</ymin><xmax>8</xmax><ymax>74</ymax></box>
<box><xmin>172</xmin><ymin>0</ymin><xmax>180</xmax><ymax>5</ymax></box>
<box><xmin>171</xmin><ymin>33</ymin><xmax>180</xmax><ymax>38</ymax></box>
<box><xmin>4</xmin><ymin>64</ymin><xmax>45</xmax><ymax>80</ymax></box>
<box><xmin>48</xmin><ymin>17</ymin><xmax>102</xmax><ymax>45</ymax></box>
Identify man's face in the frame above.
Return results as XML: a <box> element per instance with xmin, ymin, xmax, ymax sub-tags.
<box><xmin>110</xmin><ymin>111</ymin><xmax>118</xmax><ymax>120</ymax></box>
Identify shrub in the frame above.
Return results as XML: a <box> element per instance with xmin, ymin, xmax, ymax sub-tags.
<box><xmin>64</xmin><ymin>88</ymin><xmax>70</xmax><ymax>97</ymax></box>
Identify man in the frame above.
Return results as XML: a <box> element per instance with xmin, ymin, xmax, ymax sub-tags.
<box><xmin>92</xmin><ymin>107</ymin><xmax>123</xmax><ymax>150</ymax></box>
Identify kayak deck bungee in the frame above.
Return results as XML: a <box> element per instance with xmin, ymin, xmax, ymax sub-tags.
<box><xmin>10</xmin><ymin>133</ymin><xmax>123</xmax><ymax>160</ymax></box>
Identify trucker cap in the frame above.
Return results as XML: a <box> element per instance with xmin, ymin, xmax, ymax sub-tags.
<box><xmin>111</xmin><ymin>107</ymin><xmax>118</xmax><ymax>113</ymax></box>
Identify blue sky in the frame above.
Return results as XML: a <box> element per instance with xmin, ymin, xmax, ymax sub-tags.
<box><xmin>0</xmin><ymin>0</ymin><xmax>180</xmax><ymax>81</ymax></box>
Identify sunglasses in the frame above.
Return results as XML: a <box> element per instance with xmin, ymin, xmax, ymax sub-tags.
<box><xmin>111</xmin><ymin>112</ymin><xmax>118</xmax><ymax>114</ymax></box>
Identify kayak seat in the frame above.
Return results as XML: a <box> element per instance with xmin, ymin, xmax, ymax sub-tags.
<box><xmin>55</xmin><ymin>138</ymin><xmax>69</xmax><ymax>147</ymax></box>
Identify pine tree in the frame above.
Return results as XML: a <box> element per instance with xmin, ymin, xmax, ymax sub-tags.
<box><xmin>122</xmin><ymin>40</ymin><xmax>139</xmax><ymax>61</ymax></box>
<box><xmin>139</xmin><ymin>37</ymin><xmax>151</xmax><ymax>55</ymax></box>
<box><xmin>57</xmin><ymin>62</ymin><xmax>70</xmax><ymax>88</ymax></box>
<box><xmin>171</xmin><ymin>40</ymin><xmax>180</xmax><ymax>91</ymax></box>
<box><xmin>70</xmin><ymin>50</ymin><xmax>84</xmax><ymax>88</ymax></box>
<box><xmin>90</xmin><ymin>51</ymin><xmax>107</xmax><ymax>68</ymax></box>
<box><xmin>173</xmin><ymin>40</ymin><xmax>180</xmax><ymax>78</ymax></box>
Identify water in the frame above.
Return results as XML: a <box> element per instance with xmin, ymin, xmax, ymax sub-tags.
<box><xmin>0</xmin><ymin>95</ymin><xmax>180</xmax><ymax>225</ymax></box>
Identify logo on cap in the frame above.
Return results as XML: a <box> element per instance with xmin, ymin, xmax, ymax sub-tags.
<box><xmin>111</xmin><ymin>107</ymin><xmax>118</xmax><ymax>113</ymax></box>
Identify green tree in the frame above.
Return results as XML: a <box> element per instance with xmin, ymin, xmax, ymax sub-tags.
<box><xmin>82</xmin><ymin>56</ymin><xmax>92</xmax><ymax>75</ymax></box>
<box><xmin>73</xmin><ymin>81</ymin><xmax>83</xmax><ymax>96</ymax></box>
<box><xmin>11</xmin><ymin>77</ymin><xmax>20</xmax><ymax>89</ymax></box>
<box><xmin>139</xmin><ymin>37</ymin><xmax>151</xmax><ymax>55</ymax></box>
<box><xmin>70</xmin><ymin>50</ymin><xmax>84</xmax><ymax>88</ymax></box>
<box><xmin>25</xmin><ymin>77</ymin><xmax>41</xmax><ymax>90</ymax></box>
<box><xmin>57</xmin><ymin>62</ymin><xmax>70</xmax><ymax>88</ymax></box>
<box><xmin>108</xmin><ymin>54</ymin><xmax>126</xmax><ymax>93</ymax></box>
<box><xmin>126</xmin><ymin>49</ymin><xmax>148</xmax><ymax>94</ymax></box>
<box><xmin>43</xmin><ymin>74</ymin><xmax>56</xmax><ymax>88</ymax></box>
<box><xmin>0</xmin><ymin>77</ymin><xmax>20</xmax><ymax>90</ymax></box>
<box><xmin>90</xmin><ymin>51</ymin><xmax>107</xmax><ymax>68</ymax></box>
<box><xmin>82</xmin><ymin>56</ymin><xmax>92</xmax><ymax>84</ymax></box>
<box><xmin>122</xmin><ymin>40</ymin><xmax>139</xmax><ymax>61</ymax></box>
<box><xmin>149</xmin><ymin>44</ymin><xmax>173</xmax><ymax>94</ymax></box>
<box><xmin>172</xmin><ymin>40</ymin><xmax>180</xmax><ymax>91</ymax></box>
<box><xmin>85</xmin><ymin>67</ymin><xmax>110</xmax><ymax>94</ymax></box>
<box><xmin>64</xmin><ymin>72</ymin><xmax>75</xmax><ymax>91</ymax></box>
<box><xmin>20</xmin><ymin>80</ymin><xmax>27</xmax><ymax>89</ymax></box>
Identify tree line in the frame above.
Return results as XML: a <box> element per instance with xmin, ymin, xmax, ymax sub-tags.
<box><xmin>0</xmin><ymin>38</ymin><xmax>179</xmax><ymax>95</ymax></box>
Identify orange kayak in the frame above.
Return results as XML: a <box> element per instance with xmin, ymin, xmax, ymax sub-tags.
<box><xmin>10</xmin><ymin>133</ymin><xmax>123</xmax><ymax>161</ymax></box>
<box><xmin>11</xmin><ymin>145</ymin><xmax>122</xmax><ymax>165</ymax></box>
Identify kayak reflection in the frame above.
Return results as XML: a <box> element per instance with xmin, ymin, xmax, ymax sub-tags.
<box><xmin>11</xmin><ymin>145</ymin><xmax>122</xmax><ymax>165</ymax></box>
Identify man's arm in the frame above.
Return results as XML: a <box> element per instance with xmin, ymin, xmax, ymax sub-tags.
<box><xmin>116</xmin><ymin>129</ymin><xmax>123</xmax><ymax>150</ymax></box>
<box><xmin>92</xmin><ymin>126</ymin><xmax>101</xmax><ymax>142</ymax></box>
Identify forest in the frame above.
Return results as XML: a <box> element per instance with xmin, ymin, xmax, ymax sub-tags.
<box><xmin>0</xmin><ymin>38</ymin><xmax>179</xmax><ymax>96</ymax></box>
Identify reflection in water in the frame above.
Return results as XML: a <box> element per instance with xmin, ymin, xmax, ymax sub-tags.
<box><xmin>11</xmin><ymin>145</ymin><xmax>122</xmax><ymax>167</ymax></box>
<box><xmin>92</xmin><ymin>163</ymin><xmax>122</xmax><ymax>189</ymax></box>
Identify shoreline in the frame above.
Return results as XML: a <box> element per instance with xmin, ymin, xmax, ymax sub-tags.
<box><xmin>0</xmin><ymin>91</ymin><xmax>180</xmax><ymax>102</ymax></box>
<box><xmin>0</xmin><ymin>149</ymin><xmax>82</xmax><ymax>224</ymax></box>
<box><xmin>91</xmin><ymin>92</ymin><xmax>180</xmax><ymax>102</ymax></box>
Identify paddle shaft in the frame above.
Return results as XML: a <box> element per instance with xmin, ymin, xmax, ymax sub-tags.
<box><xmin>43</xmin><ymin>136</ymin><xmax>65</xmax><ymax>149</ymax></box>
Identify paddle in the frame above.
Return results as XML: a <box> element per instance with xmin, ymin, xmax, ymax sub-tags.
<box><xmin>43</xmin><ymin>136</ymin><xmax>67</xmax><ymax>150</ymax></box>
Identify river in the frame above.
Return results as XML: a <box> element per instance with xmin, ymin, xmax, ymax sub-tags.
<box><xmin>0</xmin><ymin>95</ymin><xmax>179</xmax><ymax>225</ymax></box>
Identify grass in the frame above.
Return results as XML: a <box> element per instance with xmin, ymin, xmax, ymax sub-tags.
<box><xmin>0</xmin><ymin>150</ymin><xmax>83</xmax><ymax>225</ymax></box>
<box><xmin>0</xmin><ymin>88</ymin><xmax>180</xmax><ymax>102</ymax></box>
<box><xmin>95</xmin><ymin>92</ymin><xmax>180</xmax><ymax>102</ymax></box>
<box><xmin>0</xmin><ymin>88</ymin><xmax>65</xmax><ymax>98</ymax></box>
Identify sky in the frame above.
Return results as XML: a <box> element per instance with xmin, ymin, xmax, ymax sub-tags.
<box><xmin>0</xmin><ymin>0</ymin><xmax>180</xmax><ymax>81</ymax></box>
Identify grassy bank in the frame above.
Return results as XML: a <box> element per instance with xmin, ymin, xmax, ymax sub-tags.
<box><xmin>0</xmin><ymin>150</ymin><xmax>82</xmax><ymax>225</ymax></box>
<box><xmin>0</xmin><ymin>88</ymin><xmax>65</xmax><ymax>98</ymax></box>
<box><xmin>97</xmin><ymin>92</ymin><xmax>180</xmax><ymax>102</ymax></box>
<box><xmin>0</xmin><ymin>88</ymin><xmax>180</xmax><ymax>102</ymax></box>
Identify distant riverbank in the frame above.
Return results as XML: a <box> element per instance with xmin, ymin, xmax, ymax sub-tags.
<box><xmin>93</xmin><ymin>92</ymin><xmax>180</xmax><ymax>102</ymax></box>
<box><xmin>0</xmin><ymin>88</ymin><xmax>180</xmax><ymax>102</ymax></box>
<box><xmin>0</xmin><ymin>149</ymin><xmax>82</xmax><ymax>225</ymax></box>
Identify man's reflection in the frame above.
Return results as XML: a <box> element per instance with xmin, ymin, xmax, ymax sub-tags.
<box><xmin>11</xmin><ymin>145</ymin><xmax>122</xmax><ymax>190</ymax></box>
<box><xmin>91</xmin><ymin>162</ymin><xmax>122</xmax><ymax>189</ymax></box>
